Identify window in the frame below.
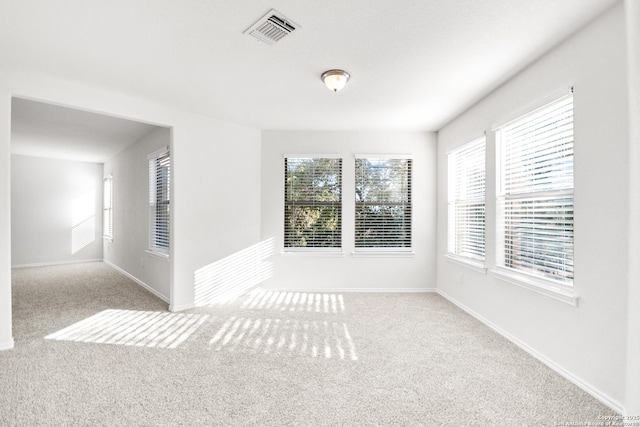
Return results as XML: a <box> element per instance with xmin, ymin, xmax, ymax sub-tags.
<box><xmin>148</xmin><ymin>148</ymin><xmax>170</xmax><ymax>254</ymax></box>
<box><xmin>496</xmin><ymin>94</ymin><xmax>574</xmax><ymax>284</ymax></box>
<box><xmin>355</xmin><ymin>156</ymin><xmax>412</xmax><ymax>250</ymax></box>
<box><xmin>103</xmin><ymin>175</ymin><xmax>113</xmax><ymax>240</ymax></box>
<box><xmin>284</xmin><ymin>157</ymin><xmax>342</xmax><ymax>250</ymax></box>
<box><xmin>448</xmin><ymin>137</ymin><xmax>486</xmax><ymax>263</ymax></box>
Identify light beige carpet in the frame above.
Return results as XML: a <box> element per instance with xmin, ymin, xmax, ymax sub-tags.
<box><xmin>0</xmin><ymin>262</ymin><xmax>616</xmax><ymax>426</ymax></box>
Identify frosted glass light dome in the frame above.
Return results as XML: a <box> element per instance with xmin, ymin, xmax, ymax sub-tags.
<box><xmin>321</xmin><ymin>70</ymin><xmax>350</xmax><ymax>92</ymax></box>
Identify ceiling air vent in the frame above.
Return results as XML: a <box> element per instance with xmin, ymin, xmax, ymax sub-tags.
<box><xmin>244</xmin><ymin>9</ymin><xmax>298</xmax><ymax>45</ymax></box>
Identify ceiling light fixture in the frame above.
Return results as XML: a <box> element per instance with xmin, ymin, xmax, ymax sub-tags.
<box><xmin>321</xmin><ymin>69</ymin><xmax>350</xmax><ymax>92</ymax></box>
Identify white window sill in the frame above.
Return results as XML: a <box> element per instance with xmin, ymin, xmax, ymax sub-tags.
<box><xmin>491</xmin><ymin>267</ymin><xmax>578</xmax><ymax>307</ymax></box>
<box><xmin>282</xmin><ymin>250</ymin><xmax>344</xmax><ymax>258</ymax></box>
<box><xmin>146</xmin><ymin>250</ymin><xmax>170</xmax><ymax>261</ymax></box>
<box><xmin>103</xmin><ymin>237</ymin><xmax>113</xmax><ymax>243</ymax></box>
<box><xmin>351</xmin><ymin>251</ymin><xmax>415</xmax><ymax>258</ymax></box>
<box><xmin>445</xmin><ymin>254</ymin><xmax>487</xmax><ymax>274</ymax></box>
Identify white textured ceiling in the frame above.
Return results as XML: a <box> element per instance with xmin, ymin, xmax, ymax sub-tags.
<box><xmin>0</xmin><ymin>0</ymin><xmax>619</xmax><ymax>136</ymax></box>
<box><xmin>11</xmin><ymin>98</ymin><xmax>159</xmax><ymax>163</ymax></box>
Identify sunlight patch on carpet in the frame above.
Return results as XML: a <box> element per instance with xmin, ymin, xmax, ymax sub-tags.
<box><xmin>209</xmin><ymin>316</ymin><xmax>358</xmax><ymax>361</ymax></box>
<box><xmin>240</xmin><ymin>288</ymin><xmax>346</xmax><ymax>314</ymax></box>
<box><xmin>45</xmin><ymin>309</ymin><xmax>209</xmax><ymax>349</ymax></box>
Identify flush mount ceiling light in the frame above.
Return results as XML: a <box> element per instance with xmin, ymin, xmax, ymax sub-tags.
<box><xmin>321</xmin><ymin>69</ymin><xmax>350</xmax><ymax>92</ymax></box>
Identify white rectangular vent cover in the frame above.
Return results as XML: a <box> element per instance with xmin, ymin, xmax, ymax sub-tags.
<box><xmin>244</xmin><ymin>9</ymin><xmax>298</xmax><ymax>45</ymax></box>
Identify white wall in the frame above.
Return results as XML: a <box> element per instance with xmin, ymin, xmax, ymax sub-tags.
<box><xmin>0</xmin><ymin>93</ymin><xmax>12</xmax><ymax>350</ymax></box>
<box><xmin>624</xmin><ymin>0</ymin><xmax>640</xmax><ymax>416</ymax></box>
<box><xmin>103</xmin><ymin>127</ymin><xmax>170</xmax><ymax>302</ymax></box>
<box><xmin>0</xmin><ymin>68</ymin><xmax>262</xmax><ymax>347</ymax></box>
<box><xmin>437</xmin><ymin>4</ymin><xmax>628</xmax><ymax>412</ymax></box>
<box><xmin>261</xmin><ymin>130</ymin><xmax>437</xmax><ymax>292</ymax></box>
<box><xmin>11</xmin><ymin>155</ymin><xmax>103</xmax><ymax>266</ymax></box>
<box><xmin>173</xmin><ymin>116</ymin><xmax>262</xmax><ymax>309</ymax></box>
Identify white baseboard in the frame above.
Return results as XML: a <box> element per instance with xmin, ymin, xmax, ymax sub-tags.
<box><xmin>169</xmin><ymin>302</ymin><xmax>195</xmax><ymax>312</ymax></box>
<box><xmin>436</xmin><ymin>289</ymin><xmax>625</xmax><ymax>415</ymax></box>
<box><xmin>104</xmin><ymin>260</ymin><xmax>169</xmax><ymax>304</ymax></box>
<box><xmin>179</xmin><ymin>288</ymin><xmax>437</xmax><ymax>312</ymax></box>
<box><xmin>266</xmin><ymin>287</ymin><xmax>438</xmax><ymax>293</ymax></box>
<box><xmin>11</xmin><ymin>259</ymin><xmax>102</xmax><ymax>269</ymax></box>
<box><xmin>0</xmin><ymin>338</ymin><xmax>14</xmax><ymax>351</ymax></box>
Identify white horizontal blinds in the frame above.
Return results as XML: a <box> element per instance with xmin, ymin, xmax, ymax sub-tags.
<box><xmin>501</xmin><ymin>96</ymin><xmax>574</xmax><ymax>194</ymax></box>
<box><xmin>149</xmin><ymin>150</ymin><xmax>170</xmax><ymax>253</ymax></box>
<box><xmin>103</xmin><ymin>175</ymin><xmax>113</xmax><ymax>239</ymax></box>
<box><xmin>448</xmin><ymin>138</ymin><xmax>486</xmax><ymax>260</ymax></box>
<box><xmin>355</xmin><ymin>157</ymin><xmax>412</xmax><ymax>248</ymax></box>
<box><xmin>497</xmin><ymin>94</ymin><xmax>574</xmax><ymax>283</ymax></box>
<box><xmin>284</xmin><ymin>158</ymin><xmax>342</xmax><ymax>249</ymax></box>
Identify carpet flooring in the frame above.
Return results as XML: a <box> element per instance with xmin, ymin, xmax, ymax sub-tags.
<box><xmin>1</xmin><ymin>262</ymin><xmax>617</xmax><ymax>426</ymax></box>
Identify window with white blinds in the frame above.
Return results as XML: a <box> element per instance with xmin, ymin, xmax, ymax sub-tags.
<box><xmin>496</xmin><ymin>94</ymin><xmax>574</xmax><ymax>284</ymax></box>
<box><xmin>355</xmin><ymin>157</ymin><xmax>412</xmax><ymax>249</ymax></box>
<box><xmin>149</xmin><ymin>149</ymin><xmax>170</xmax><ymax>254</ymax></box>
<box><xmin>448</xmin><ymin>138</ymin><xmax>486</xmax><ymax>262</ymax></box>
<box><xmin>103</xmin><ymin>175</ymin><xmax>113</xmax><ymax>240</ymax></box>
<box><xmin>284</xmin><ymin>157</ymin><xmax>342</xmax><ymax>250</ymax></box>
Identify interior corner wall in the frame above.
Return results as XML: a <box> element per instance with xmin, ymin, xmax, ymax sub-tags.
<box><xmin>260</xmin><ymin>130</ymin><xmax>437</xmax><ymax>292</ymax></box>
<box><xmin>11</xmin><ymin>155</ymin><xmax>103</xmax><ymax>267</ymax></box>
<box><xmin>436</xmin><ymin>3</ymin><xmax>628</xmax><ymax>412</ymax></box>
<box><xmin>103</xmin><ymin>127</ymin><xmax>170</xmax><ymax>301</ymax></box>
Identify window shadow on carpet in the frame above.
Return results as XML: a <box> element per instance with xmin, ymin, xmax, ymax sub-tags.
<box><xmin>209</xmin><ymin>316</ymin><xmax>358</xmax><ymax>361</ymax></box>
<box><xmin>45</xmin><ymin>309</ymin><xmax>209</xmax><ymax>349</ymax></box>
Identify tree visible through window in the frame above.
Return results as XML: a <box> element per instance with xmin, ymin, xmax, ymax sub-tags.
<box><xmin>284</xmin><ymin>157</ymin><xmax>342</xmax><ymax>249</ymax></box>
<box><xmin>355</xmin><ymin>157</ymin><xmax>412</xmax><ymax>249</ymax></box>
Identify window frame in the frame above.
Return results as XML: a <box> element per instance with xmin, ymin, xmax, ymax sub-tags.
<box><xmin>447</xmin><ymin>137</ymin><xmax>486</xmax><ymax>269</ymax></box>
<box><xmin>283</xmin><ymin>155</ymin><xmax>343</xmax><ymax>253</ymax></box>
<box><xmin>354</xmin><ymin>154</ymin><xmax>413</xmax><ymax>254</ymax></box>
<box><xmin>103</xmin><ymin>174</ymin><xmax>113</xmax><ymax>241</ymax></box>
<box><xmin>494</xmin><ymin>92</ymin><xmax>575</xmax><ymax>299</ymax></box>
<box><xmin>148</xmin><ymin>147</ymin><xmax>171</xmax><ymax>257</ymax></box>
